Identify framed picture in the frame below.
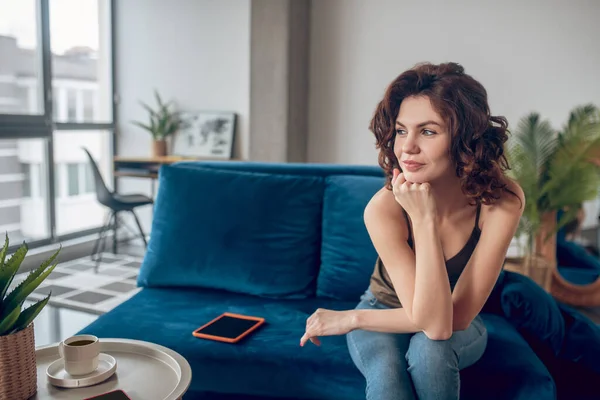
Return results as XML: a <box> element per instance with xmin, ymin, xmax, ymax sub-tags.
<box><xmin>172</xmin><ymin>111</ymin><xmax>236</xmax><ymax>159</ymax></box>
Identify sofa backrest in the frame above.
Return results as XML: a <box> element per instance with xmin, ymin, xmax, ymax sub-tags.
<box><xmin>137</xmin><ymin>161</ymin><xmax>384</xmax><ymax>302</ymax></box>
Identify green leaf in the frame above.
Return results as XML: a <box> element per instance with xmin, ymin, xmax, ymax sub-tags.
<box><xmin>0</xmin><ymin>234</ymin><xmax>14</xmax><ymax>300</ymax></box>
<box><xmin>165</xmin><ymin>119</ymin><xmax>179</xmax><ymax>136</ymax></box>
<box><xmin>2</xmin><ymin>260</ymin><xmax>58</xmax><ymax>319</ymax></box>
<box><xmin>0</xmin><ymin>242</ymin><xmax>28</xmax><ymax>302</ymax></box>
<box><xmin>513</xmin><ymin>113</ymin><xmax>557</xmax><ymax>175</ymax></box>
<box><xmin>154</xmin><ymin>89</ymin><xmax>164</xmax><ymax>109</ymax></box>
<box><xmin>0</xmin><ymin>232</ymin><xmax>9</xmax><ymax>266</ymax></box>
<box><xmin>138</xmin><ymin>100</ymin><xmax>159</xmax><ymax>119</ymax></box>
<box><xmin>0</xmin><ymin>304</ymin><xmax>20</xmax><ymax>336</ymax></box>
<box><xmin>10</xmin><ymin>294</ymin><xmax>50</xmax><ymax>333</ymax></box>
<box><xmin>562</xmin><ymin>104</ymin><xmax>600</xmax><ymax>139</ymax></box>
<box><xmin>506</xmin><ymin>105</ymin><xmax>600</xmax><ymax>244</ymax></box>
<box><xmin>543</xmin><ymin>111</ymin><xmax>600</xmax><ymax>199</ymax></box>
<box><xmin>131</xmin><ymin>121</ymin><xmax>154</xmax><ymax>134</ymax></box>
<box><xmin>35</xmin><ymin>245</ymin><xmax>61</xmax><ymax>278</ymax></box>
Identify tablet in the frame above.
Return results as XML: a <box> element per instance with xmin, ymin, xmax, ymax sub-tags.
<box><xmin>192</xmin><ymin>312</ymin><xmax>265</xmax><ymax>343</ymax></box>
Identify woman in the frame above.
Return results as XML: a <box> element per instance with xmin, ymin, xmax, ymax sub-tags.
<box><xmin>300</xmin><ymin>62</ymin><xmax>525</xmax><ymax>400</ymax></box>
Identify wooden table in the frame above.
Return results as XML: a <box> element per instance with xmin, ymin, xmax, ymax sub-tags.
<box><xmin>114</xmin><ymin>156</ymin><xmax>199</xmax><ymax>177</ymax></box>
<box><xmin>113</xmin><ymin>156</ymin><xmax>199</xmax><ymax>196</ymax></box>
<box><xmin>113</xmin><ymin>155</ymin><xmax>241</xmax><ymax>196</ymax></box>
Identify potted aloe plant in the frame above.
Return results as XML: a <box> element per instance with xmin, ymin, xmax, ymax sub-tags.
<box><xmin>132</xmin><ymin>89</ymin><xmax>186</xmax><ymax>157</ymax></box>
<box><xmin>0</xmin><ymin>235</ymin><xmax>61</xmax><ymax>400</ymax></box>
<box><xmin>506</xmin><ymin>104</ymin><xmax>600</xmax><ymax>291</ymax></box>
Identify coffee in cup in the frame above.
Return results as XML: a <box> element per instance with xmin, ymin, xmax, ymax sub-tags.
<box><xmin>58</xmin><ymin>334</ymin><xmax>100</xmax><ymax>376</ymax></box>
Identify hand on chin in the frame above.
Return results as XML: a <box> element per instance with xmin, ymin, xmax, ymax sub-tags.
<box><xmin>402</xmin><ymin>171</ymin><xmax>425</xmax><ymax>184</ymax></box>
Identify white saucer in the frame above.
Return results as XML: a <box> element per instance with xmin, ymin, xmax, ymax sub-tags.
<box><xmin>46</xmin><ymin>353</ymin><xmax>117</xmax><ymax>388</ymax></box>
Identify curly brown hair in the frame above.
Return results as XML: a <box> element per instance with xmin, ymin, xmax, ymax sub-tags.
<box><xmin>370</xmin><ymin>62</ymin><xmax>515</xmax><ymax>206</ymax></box>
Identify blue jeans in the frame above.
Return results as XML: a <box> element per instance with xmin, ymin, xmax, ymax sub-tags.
<box><xmin>346</xmin><ymin>289</ymin><xmax>488</xmax><ymax>400</ymax></box>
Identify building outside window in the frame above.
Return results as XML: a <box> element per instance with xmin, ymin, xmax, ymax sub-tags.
<box><xmin>0</xmin><ymin>0</ymin><xmax>114</xmax><ymax>244</ymax></box>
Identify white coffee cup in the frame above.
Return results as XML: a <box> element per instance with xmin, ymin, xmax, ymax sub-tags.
<box><xmin>58</xmin><ymin>334</ymin><xmax>100</xmax><ymax>376</ymax></box>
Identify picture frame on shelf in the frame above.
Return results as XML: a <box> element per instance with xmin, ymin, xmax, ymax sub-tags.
<box><xmin>172</xmin><ymin>111</ymin><xmax>236</xmax><ymax>159</ymax></box>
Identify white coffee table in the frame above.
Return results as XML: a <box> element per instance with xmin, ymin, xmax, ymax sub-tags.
<box><xmin>33</xmin><ymin>338</ymin><xmax>192</xmax><ymax>400</ymax></box>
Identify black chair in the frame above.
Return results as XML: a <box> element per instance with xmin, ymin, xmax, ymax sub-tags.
<box><xmin>83</xmin><ymin>148</ymin><xmax>153</xmax><ymax>269</ymax></box>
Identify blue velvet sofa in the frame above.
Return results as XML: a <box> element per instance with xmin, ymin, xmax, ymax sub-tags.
<box><xmin>79</xmin><ymin>161</ymin><xmax>600</xmax><ymax>400</ymax></box>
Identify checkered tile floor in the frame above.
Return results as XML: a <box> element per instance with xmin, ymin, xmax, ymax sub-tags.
<box><xmin>11</xmin><ymin>252</ymin><xmax>143</xmax><ymax>315</ymax></box>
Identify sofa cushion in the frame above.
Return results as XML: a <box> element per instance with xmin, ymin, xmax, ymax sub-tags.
<box><xmin>502</xmin><ymin>292</ymin><xmax>600</xmax><ymax>399</ymax></box>
<box><xmin>79</xmin><ymin>288</ymin><xmax>556</xmax><ymax>400</ymax></box>
<box><xmin>138</xmin><ymin>165</ymin><xmax>324</xmax><ymax>299</ymax></box>
<box><xmin>318</xmin><ymin>175</ymin><xmax>384</xmax><ymax>300</ymax></box>
<box><xmin>499</xmin><ymin>271</ymin><xmax>565</xmax><ymax>356</ymax></box>
<box><xmin>176</xmin><ymin>160</ymin><xmax>384</xmax><ymax>179</ymax></box>
<box><xmin>557</xmin><ymin>266</ymin><xmax>599</xmax><ymax>285</ymax></box>
<box><xmin>557</xmin><ymin>237</ymin><xmax>600</xmax><ymax>272</ymax></box>
<box><xmin>462</xmin><ymin>314</ymin><xmax>556</xmax><ymax>400</ymax></box>
<box><xmin>556</xmin><ymin>303</ymin><xmax>600</xmax><ymax>373</ymax></box>
<box><xmin>79</xmin><ymin>287</ymin><xmax>366</xmax><ymax>400</ymax></box>
<box><xmin>551</xmin><ymin>303</ymin><xmax>600</xmax><ymax>399</ymax></box>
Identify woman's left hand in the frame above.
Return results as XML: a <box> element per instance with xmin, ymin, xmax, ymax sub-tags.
<box><xmin>300</xmin><ymin>308</ymin><xmax>357</xmax><ymax>347</ymax></box>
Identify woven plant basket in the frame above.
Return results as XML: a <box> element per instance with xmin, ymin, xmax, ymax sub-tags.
<box><xmin>0</xmin><ymin>323</ymin><xmax>37</xmax><ymax>400</ymax></box>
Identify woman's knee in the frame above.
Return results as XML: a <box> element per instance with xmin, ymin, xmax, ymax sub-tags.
<box><xmin>405</xmin><ymin>331</ymin><xmax>458</xmax><ymax>372</ymax></box>
<box><xmin>349</xmin><ymin>333</ymin><xmax>404</xmax><ymax>370</ymax></box>
<box><xmin>347</xmin><ymin>329</ymin><xmax>410</xmax><ymax>378</ymax></box>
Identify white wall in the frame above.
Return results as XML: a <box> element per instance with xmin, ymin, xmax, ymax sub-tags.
<box><xmin>114</xmin><ymin>0</ymin><xmax>250</xmax><ymax>232</ymax></box>
<box><xmin>308</xmin><ymin>0</ymin><xmax>600</xmax><ymax>227</ymax></box>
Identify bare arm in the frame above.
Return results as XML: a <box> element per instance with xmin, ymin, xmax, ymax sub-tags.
<box><xmin>451</xmin><ymin>181</ymin><xmax>525</xmax><ymax>330</ymax></box>
<box><xmin>364</xmin><ymin>189</ymin><xmax>451</xmax><ymax>339</ymax></box>
<box><xmin>363</xmin><ymin>190</ymin><xmax>416</xmax><ymax>319</ymax></box>
<box><xmin>353</xmin><ymin>307</ymin><xmax>421</xmax><ymax>334</ymax></box>
<box><xmin>300</xmin><ymin>181</ymin><xmax>525</xmax><ymax>347</ymax></box>
<box><xmin>362</xmin><ymin>181</ymin><xmax>524</xmax><ymax>338</ymax></box>
<box><xmin>410</xmin><ymin>217</ymin><xmax>453</xmax><ymax>338</ymax></box>
<box><xmin>300</xmin><ymin>189</ymin><xmax>442</xmax><ymax>347</ymax></box>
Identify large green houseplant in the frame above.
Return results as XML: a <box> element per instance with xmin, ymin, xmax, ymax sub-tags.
<box><xmin>132</xmin><ymin>89</ymin><xmax>186</xmax><ymax>157</ymax></box>
<box><xmin>506</xmin><ymin>104</ymin><xmax>600</xmax><ymax>289</ymax></box>
<box><xmin>0</xmin><ymin>235</ymin><xmax>61</xmax><ymax>400</ymax></box>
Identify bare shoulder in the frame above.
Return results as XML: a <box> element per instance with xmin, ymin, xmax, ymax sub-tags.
<box><xmin>480</xmin><ymin>177</ymin><xmax>525</xmax><ymax>226</ymax></box>
<box><xmin>363</xmin><ymin>186</ymin><xmax>408</xmax><ymax>235</ymax></box>
<box><xmin>364</xmin><ymin>186</ymin><xmax>404</xmax><ymax>219</ymax></box>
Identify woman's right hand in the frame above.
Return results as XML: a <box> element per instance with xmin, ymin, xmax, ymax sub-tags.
<box><xmin>391</xmin><ymin>168</ymin><xmax>437</xmax><ymax>223</ymax></box>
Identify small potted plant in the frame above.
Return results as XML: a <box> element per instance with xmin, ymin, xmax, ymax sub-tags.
<box><xmin>0</xmin><ymin>235</ymin><xmax>61</xmax><ymax>400</ymax></box>
<box><xmin>132</xmin><ymin>90</ymin><xmax>186</xmax><ymax>157</ymax></box>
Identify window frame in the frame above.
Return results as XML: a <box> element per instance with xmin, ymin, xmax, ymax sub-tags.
<box><xmin>0</xmin><ymin>0</ymin><xmax>117</xmax><ymax>252</ymax></box>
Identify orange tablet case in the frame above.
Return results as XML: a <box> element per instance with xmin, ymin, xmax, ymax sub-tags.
<box><xmin>192</xmin><ymin>312</ymin><xmax>265</xmax><ymax>343</ymax></box>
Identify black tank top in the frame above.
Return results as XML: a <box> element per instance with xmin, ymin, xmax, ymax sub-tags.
<box><xmin>369</xmin><ymin>204</ymin><xmax>482</xmax><ymax>308</ymax></box>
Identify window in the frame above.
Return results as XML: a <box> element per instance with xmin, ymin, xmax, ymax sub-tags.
<box><xmin>84</xmin><ymin>163</ymin><xmax>94</xmax><ymax>193</ymax></box>
<box><xmin>0</xmin><ymin>0</ymin><xmax>44</xmax><ymax>115</ymax></box>
<box><xmin>66</xmin><ymin>90</ymin><xmax>77</xmax><ymax>122</ymax></box>
<box><xmin>54</xmin><ymin>164</ymin><xmax>61</xmax><ymax>198</ymax></box>
<box><xmin>67</xmin><ymin>163</ymin><xmax>79</xmax><ymax>196</ymax></box>
<box><xmin>33</xmin><ymin>163</ymin><xmax>42</xmax><ymax>197</ymax></box>
<box><xmin>54</xmin><ymin>130</ymin><xmax>111</xmax><ymax>235</ymax></box>
<box><xmin>64</xmin><ymin>162</ymin><xmax>94</xmax><ymax>197</ymax></box>
<box><xmin>22</xmin><ymin>163</ymin><xmax>31</xmax><ymax>197</ymax></box>
<box><xmin>50</xmin><ymin>0</ymin><xmax>114</xmax><ymax>237</ymax></box>
<box><xmin>0</xmin><ymin>139</ymin><xmax>50</xmax><ymax>243</ymax></box>
<box><xmin>83</xmin><ymin>90</ymin><xmax>94</xmax><ymax>122</ymax></box>
<box><xmin>52</xmin><ymin>89</ymin><xmax>60</xmax><ymax>120</ymax></box>
<box><xmin>22</xmin><ymin>163</ymin><xmax>43</xmax><ymax>198</ymax></box>
<box><xmin>50</xmin><ymin>0</ymin><xmax>113</xmax><ymax>123</ymax></box>
<box><xmin>0</xmin><ymin>0</ymin><xmax>114</xmax><ymax>250</ymax></box>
